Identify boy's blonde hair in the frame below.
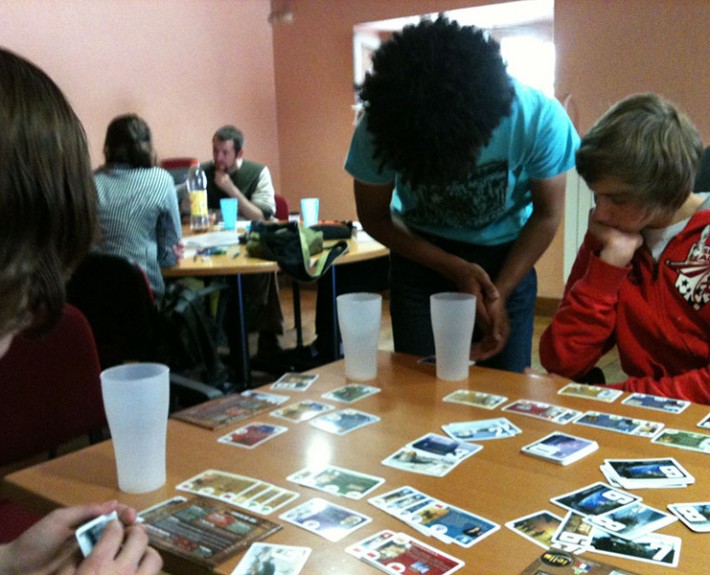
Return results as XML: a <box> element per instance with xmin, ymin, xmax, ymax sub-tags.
<box><xmin>576</xmin><ymin>93</ymin><xmax>703</xmax><ymax>212</ymax></box>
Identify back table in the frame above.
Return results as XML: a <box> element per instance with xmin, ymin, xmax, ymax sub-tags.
<box><xmin>3</xmin><ymin>352</ymin><xmax>709</xmax><ymax>574</ymax></box>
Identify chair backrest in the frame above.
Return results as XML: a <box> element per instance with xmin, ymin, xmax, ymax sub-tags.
<box><xmin>66</xmin><ymin>252</ymin><xmax>160</xmax><ymax>369</ymax></box>
<box><xmin>695</xmin><ymin>146</ymin><xmax>710</xmax><ymax>192</ymax></box>
<box><xmin>159</xmin><ymin>157</ymin><xmax>199</xmax><ymax>185</ymax></box>
<box><xmin>0</xmin><ymin>304</ymin><xmax>106</xmax><ymax>465</ymax></box>
<box><xmin>274</xmin><ymin>194</ymin><xmax>290</xmax><ymax>221</ymax></box>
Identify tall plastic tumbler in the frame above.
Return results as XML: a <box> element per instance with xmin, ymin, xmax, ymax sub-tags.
<box><xmin>430</xmin><ymin>292</ymin><xmax>476</xmax><ymax>381</ymax></box>
<box><xmin>301</xmin><ymin>197</ymin><xmax>320</xmax><ymax>228</ymax></box>
<box><xmin>337</xmin><ymin>292</ymin><xmax>382</xmax><ymax>381</ymax></box>
<box><xmin>100</xmin><ymin>363</ymin><xmax>170</xmax><ymax>493</ymax></box>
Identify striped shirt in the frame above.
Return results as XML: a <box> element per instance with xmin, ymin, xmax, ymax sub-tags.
<box><xmin>94</xmin><ymin>165</ymin><xmax>181</xmax><ymax>297</ymax></box>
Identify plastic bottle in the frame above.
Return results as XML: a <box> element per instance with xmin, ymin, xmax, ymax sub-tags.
<box><xmin>187</xmin><ymin>165</ymin><xmax>209</xmax><ymax>231</ymax></box>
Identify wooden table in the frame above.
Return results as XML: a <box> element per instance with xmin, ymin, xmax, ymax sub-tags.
<box><xmin>4</xmin><ymin>353</ymin><xmax>708</xmax><ymax>574</ymax></box>
<box><xmin>162</xmin><ymin>233</ymin><xmax>388</xmax><ymax>386</ymax></box>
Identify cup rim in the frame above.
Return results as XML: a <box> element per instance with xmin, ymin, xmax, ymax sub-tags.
<box><xmin>337</xmin><ymin>292</ymin><xmax>382</xmax><ymax>303</ymax></box>
<box><xmin>101</xmin><ymin>362</ymin><xmax>169</xmax><ymax>381</ymax></box>
<box><xmin>430</xmin><ymin>292</ymin><xmax>476</xmax><ymax>303</ymax></box>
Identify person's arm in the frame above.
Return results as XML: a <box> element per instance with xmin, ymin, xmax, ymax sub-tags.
<box><xmin>354</xmin><ymin>179</ymin><xmax>503</xmax><ymax>358</ymax></box>
<box><xmin>0</xmin><ymin>501</ymin><xmax>162</xmax><ymax>575</ymax></box>
<box><xmin>214</xmin><ymin>167</ymin><xmax>274</xmax><ymax>221</ymax></box>
<box><xmin>157</xmin><ymin>176</ymin><xmax>182</xmax><ymax>267</ymax></box>
<box><xmin>607</xmin><ymin>368</ymin><xmax>710</xmax><ymax>404</ymax></box>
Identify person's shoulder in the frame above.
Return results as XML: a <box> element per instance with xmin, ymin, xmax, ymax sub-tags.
<box><xmin>242</xmin><ymin>159</ymin><xmax>266</xmax><ymax>170</ymax></box>
<box><xmin>509</xmin><ymin>78</ymin><xmax>562</xmax><ymax>114</ymax></box>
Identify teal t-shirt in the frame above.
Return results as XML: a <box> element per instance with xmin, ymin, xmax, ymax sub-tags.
<box><xmin>345</xmin><ymin>79</ymin><xmax>580</xmax><ymax>246</ymax></box>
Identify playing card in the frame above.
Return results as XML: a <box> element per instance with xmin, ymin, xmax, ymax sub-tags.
<box><xmin>271</xmin><ymin>372</ymin><xmax>318</xmax><ymax>391</ymax></box>
<box><xmin>589</xmin><ymin>502</ymin><xmax>676</xmax><ymax>540</ymax></box>
<box><xmin>442</xmin><ymin>418</ymin><xmax>521</xmax><ymax>441</ymax></box>
<box><xmin>241</xmin><ymin>389</ymin><xmax>290</xmax><ymax>405</ymax></box>
<box><xmin>621</xmin><ymin>392</ymin><xmax>691</xmax><ymax>414</ymax></box>
<box><xmin>518</xmin><ymin>550</ymin><xmax>643</xmax><ymax>575</ymax></box>
<box><xmin>75</xmin><ymin>511</ymin><xmax>118</xmax><ymax>557</ymax></box>
<box><xmin>217</xmin><ymin>422</ymin><xmax>288</xmax><ymax>449</ymax></box>
<box><xmin>270</xmin><ymin>400</ymin><xmax>334</xmax><ymax>422</ymax></box>
<box><xmin>573</xmin><ymin>411</ymin><xmax>664</xmax><ymax>437</ymax></box>
<box><xmin>442</xmin><ymin>389</ymin><xmax>508</xmax><ymax>410</ymax></box>
<box><xmin>230</xmin><ymin>543</ymin><xmax>311</xmax><ymax>575</ymax></box>
<box><xmin>353</xmin><ymin>531</ymin><xmax>466</xmax><ymax>575</ymax></box>
<box><xmin>502</xmin><ymin>399</ymin><xmax>580</xmax><ymax>424</ymax></box>
<box><xmin>697</xmin><ymin>412</ymin><xmax>710</xmax><ymax>429</ymax></box>
<box><xmin>408</xmin><ymin>500</ymin><xmax>500</xmax><ymax>547</ymax></box>
<box><xmin>506</xmin><ymin>510</ymin><xmax>564</xmax><ymax>549</ymax></box>
<box><xmin>601</xmin><ymin>458</ymin><xmax>694</xmax><ymax>489</ymax></box>
<box><xmin>558</xmin><ymin>383</ymin><xmax>623</xmax><ymax>403</ymax></box>
<box><xmin>369</xmin><ymin>486</ymin><xmax>423</xmax><ymax>512</ymax></box>
<box><xmin>172</xmin><ymin>392</ymin><xmax>284</xmax><ymax>430</ymax></box>
<box><xmin>382</xmin><ymin>434</ymin><xmax>482</xmax><ymax>477</ymax></box>
<box><xmin>651</xmin><ymin>428</ymin><xmax>710</xmax><ymax>453</ymax></box>
<box><xmin>667</xmin><ymin>502</ymin><xmax>710</xmax><ymax>532</ymax></box>
<box><xmin>279</xmin><ymin>497</ymin><xmax>371</xmax><ymax>542</ymax></box>
<box><xmin>308</xmin><ymin>408</ymin><xmax>380</xmax><ymax>435</ymax></box>
<box><xmin>551</xmin><ymin>482</ymin><xmax>640</xmax><ymax>516</ymax></box>
<box><xmin>322</xmin><ymin>383</ymin><xmax>381</xmax><ymax>403</ymax></box>
<box><xmin>138</xmin><ymin>496</ymin><xmax>281</xmax><ymax>568</ymax></box>
<box><xmin>550</xmin><ymin>511</ymin><xmax>595</xmax><ymax>554</ymax></box>
<box><xmin>521</xmin><ymin>432</ymin><xmax>598</xmax><ymax>465</ymax></box>
<box><xmin>589</xmin><ymin>528</ymin><xmax>681</xmax><ymax>567</ymax></box>
<box><xmin>287</xmin><ymin>464</ymin><xmax>385</xmax><ymax>499</ymax></box>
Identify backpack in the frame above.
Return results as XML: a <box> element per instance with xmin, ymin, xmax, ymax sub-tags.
<box><xmin>157</xmin><ymin>281</ymin><xmax>232</xmax><ymax>391</ymax></box>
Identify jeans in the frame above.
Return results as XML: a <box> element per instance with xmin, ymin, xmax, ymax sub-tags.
<box><xmin>390</xmin><ymin>236</ymin><xmax>537</xmax><ymax>373</ymax></box>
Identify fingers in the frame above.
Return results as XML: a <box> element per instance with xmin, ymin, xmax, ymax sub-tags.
<box><xmin>80</xmin><ymin>522</ymin><xmax>162</xmax><ymax>575</ymax></box>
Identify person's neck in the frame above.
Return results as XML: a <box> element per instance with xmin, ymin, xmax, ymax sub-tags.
<box><xmin>649</xmin><ymin>193</ymin><xmax>705</xmax><ymax>229</ymax></box>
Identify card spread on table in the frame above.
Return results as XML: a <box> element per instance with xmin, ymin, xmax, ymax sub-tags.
<box><xmin>230</xmin><ymin>543</ymin><xmax>311</xmax><ymax>575</ymax></box>
<box><xmin>441</xmin><ymin>417</ymin><xmax>521</xmax><ymax>441</ymax></box>
<box><xmin>588</xmin><ymin>501</ymin><xmax>676</xmax><ymax>540</ymax></box>
<box><xmin>551</xmin><ymin>482</ymin><xmax>640</xmax><ymax>517</ymax></box>
<box><xmin>558</xmin><ymin>383</ymin><xmax>623</xmax><ymax>403</ymax></box>
<box><xmin>279</xmin><ymin>497</ymin><xmax>371</xmax><ymax>542</ymax></box>
<box><xmin>172</xmin><ymin>392</ymin><xmax>287</xmax><ymax>430</ymax></box>
<box><xmin>270</xmin><ymin>400</ymin><xmax>334</xmax><ymax>422</ymax></box>
<box><xmin>621</xmin><ymin>392</ymin><xmax>691</xmax><ymax>414</ymax></box>
<box><xmin>442</xmin><ymin>389</ymin><xmax>508</xmax><ymax>410</ymax></box>
<box><xmin>651</xmin><ymin>428</ymin><xmax>710</xmax><ymax>453</ymax></box>
<box><xmin>600</xmin><ymin>457</ymin><xmax>695</xmax><ymax>489</ymax></box>
<box><xmin>502</xmin><ymin>399</ymin><xmax>581</xmax><ymax>424</ymax></box>
<box><xmin>271</xmin><ymin>372</ymin><xmax>318</xmax><ymax>391</ymax></box>
<box><xmin>382</xmin><ymin>433</ymin><xmax>482</xmax><ymax>477</ymax></box>
<box><xmin>667</xmin><ymin>502</ymin><xmax>710</xmax><ymax>532</ymax></box>
<box><xmin>217</xmin><ymin>421</ymin><xmax>288</xmax><ymax>449</ymax></box>
<box><xmin>308</xmin><ymin>408</ymin><xmax>380</xmax><ymax>435</ymax></box>
<box><xmin>521</xmin><ymin>431</ymin><xmax>598</xmax><ymax>466</ymax></box>
<box><xmin>550</xmin><ymin>511</ymin><xmax>595</xmax><ymax>554</ymax></box>
<box><xmin>573</xmin><ymin>411</ymin><xmax>664</xmax><ymax>438</ymax></box>
<box><xmin>322</xmin><ymin>383</ymin><xmax>381</xmax><ymax>403</ymax></box>
<box><xmin>506</xmin><ymin>510</ymin><xmax>564</xmax><ymax>549</ymax></box>
<box><xmin>287</xmin><ymin>464</ymin><xmax>385</xmax><ymax>500</ymax></box>
<box><xmin>589</xmin><ymin>529</ymin><xmax>681</xmax><ymax>567</ymax></box>
<box><xmin>697</xmin><ymin>412</ymin><xmax>710</xmax><ymax>429</ymax></box>
<box><xmin>177</xmin><ymin>469</ymin><xmax>298</xmax><ymax>515</ymax></box>
<box><xmin>517</xmin><ymin>550</ymin><xmax>642</xmax><ymax>575</ymax></box>
<box><xmin>138</xmin><ymin>496</ymin><xmax>281</xmax><ymax>568</ymax></box>
<box><xmin>346</xmin><ymin>530</ymin><xmax>465</xmax><ymax>575</ymax></box>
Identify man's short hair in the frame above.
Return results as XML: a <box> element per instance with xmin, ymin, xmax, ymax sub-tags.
<box><xmin>576</xmin><ymin>93</ymin><xmax>703</xmax><ymax>212</ymax></box>
<box><xmin>213</xmin><ymin>125</ymin><xmax>244</xmax><ymax>154</ymax></box>
<box><xmin>360</xmin><ymin>16</ymin><xmax>515</xmax><ymax>187</ymax></box>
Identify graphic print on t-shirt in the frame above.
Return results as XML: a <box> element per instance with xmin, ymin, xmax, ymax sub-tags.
<box><xmin>668</xmin><ymin>224</ymin><xmax>710</xmax><ymax>310</ymax></box>
<box><xmin>405</xmin><ymin>160</ymin><xmax>509</xmax><ymax>230</ymax></box>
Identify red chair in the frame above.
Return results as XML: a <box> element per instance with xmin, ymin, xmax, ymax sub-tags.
<box><xmin>159</xmin><ymin>157</ymin><xmax>199</xmax><ymax>185</ymax></box>
<box><xmin>274</xmin><ymin>194</ymin><xmax>290</xmax><ymax>221</ymax></box>
<box><xmin>0</xmin><ymin>304</ymin><xmax>106</xmax><ymax>542</ymax></box>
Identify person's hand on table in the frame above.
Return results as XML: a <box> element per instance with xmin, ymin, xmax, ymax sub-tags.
<box><xmin>172</xmin><ymin>241</ymin><xmax>186</xmax><ymax>260</ymax></box>
<box><xmin>0</xmin><ymin>500</ymin><xmax>162</xmax><ymax>575</ymax></box>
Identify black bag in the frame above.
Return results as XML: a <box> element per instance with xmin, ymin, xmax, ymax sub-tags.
<box><xmin>157</xmin><ymin>281</ymin><xmax>231</xmax><ymax>390</ymax></box>
<box><xmin>246</xmin><ymin>221</ymin><xmax>349</xmax><ymax>282</ymax></box>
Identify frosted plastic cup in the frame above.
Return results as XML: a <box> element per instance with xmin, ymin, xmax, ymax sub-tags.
<box><xmin>301</xmin><ymin>197</ymin><xmax>319</xmax><ymax>228</ymax></box>
<box><xmin>100</xmin><ymin>363</ymin><xmax>170</xmax><ymax>493</ymax></box>
<box><xmin>430</xmin><ymin>292</ymin><xmax>477</xmax><ymax>381</ymax></box>
<box><xmin>220</xmin><ymin>197</ymin><xmax>238</xmax><ymax>230</ymax></box>
<box><xmin>337</xmin><ymin>292</ymin><xmax>382</xmax><ymax>381</ymax></box>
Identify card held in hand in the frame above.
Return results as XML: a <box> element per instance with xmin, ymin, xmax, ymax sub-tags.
<box><xmin>139</xmin><ymin>496</ymin><xmax>281</xmax><ymax>568</ymax></box>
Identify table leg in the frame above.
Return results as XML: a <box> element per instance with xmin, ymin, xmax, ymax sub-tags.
<box><xmin>226</xmin><ymin>274</ymin><xmax>251</xmax><ymax>388</ymax></box>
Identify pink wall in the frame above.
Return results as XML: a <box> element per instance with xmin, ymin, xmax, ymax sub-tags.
<box><xmin>272</xmin><ymin>0</ymin><xmax>710</xmax><ymax>297</ymax></box>
<box><xmin>0</xmin><ymin>0</ymin><xmax>281</xmax><ymax>191</ymax></box>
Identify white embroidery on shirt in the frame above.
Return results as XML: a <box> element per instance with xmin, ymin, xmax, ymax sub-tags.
<box><xmin>668</xmin><ymin>225</ymin><xmax>710</xmax><ymax>310</ymax></box>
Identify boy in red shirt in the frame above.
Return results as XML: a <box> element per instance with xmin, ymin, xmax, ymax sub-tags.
<box><xmin>540</xmin><ymin>93</ymin><xmax>710</xmax><ymax>404</ymax></box>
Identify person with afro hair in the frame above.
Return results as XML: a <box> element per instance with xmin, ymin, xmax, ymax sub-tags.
<box><xmin>345</xmin><ymin>16</ymin><xmax>579</xmax><ymax>373</ymax></box>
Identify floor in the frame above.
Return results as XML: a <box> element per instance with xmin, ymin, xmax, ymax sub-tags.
<box><xmin>273</xmin><ymin>280</ymin><xmax>626</xmax><ymax>384</ymax></box>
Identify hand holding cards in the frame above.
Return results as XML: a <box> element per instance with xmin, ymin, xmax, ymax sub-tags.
<box><xmin>76</xmin><ymin>511</ymin><xmax>118</xmax><ymax>557</ymax></box>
